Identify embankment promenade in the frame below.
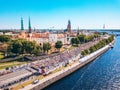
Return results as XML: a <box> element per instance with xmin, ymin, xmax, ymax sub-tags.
<box><xmin>21</xmin><ymin>41</ymin><xmax>114</xmax><ymax>90</ymax></box>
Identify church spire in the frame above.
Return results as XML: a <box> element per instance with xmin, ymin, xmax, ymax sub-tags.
<box><xmin>67</xmin><ymin>20</ymin><xmax>71</xmax><ymax>33</ymax></box>
<box><xmin>28</xmin><ymin>17</ymin><xmax>32</xmax><ymax>33</ymax></box>
<box><xmin>21</xmin><ymin>17</ymin><xmax>24</xmax><ymax>30</ymax></box>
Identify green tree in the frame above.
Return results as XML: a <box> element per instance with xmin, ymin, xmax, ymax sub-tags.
<box><xmin>81</xmin><ymin>49</ymin><xmax>89</xmax><ymax>56</ymax></box>
<box><xmin>33</xmin><ymin>45</ymin><xmax>41</xmax><ymax>56</ymax></box>
<box><xmin>5</xmin><ymin>43</ymin><xmax>12</xmax><ymax>56</ymax></box>
<box><xmin>89</xmin><ymin>46</ymin><xmax>96</xmax><ymax>53</ymax></box>
<box><xmin>71</xmin><ymin>37</ymin><xmax>80</xmax><ymax>46</ymax></box>
<box><xmin>43</xmin><ymin>43</ymin><xmax>47</xmax><ymax>53</ymax></box>
<box><xmin>84</xmin><ymin>49</ymin><xmax>89</xmax><ymax>55</ymax></box>
<box><xmin>0</xmin><ymin>35</ymin><xmax>12</xmax><ymax>42</ymax></box>
<box><xmin>71</xmin><ymin>38</ymin><xmax>75</xmax><ymax>45</ymax></box>
<box><xmin>74</xmin><ymin>37</ymin><xmax>80</xmax><ymax>46</ymax></box>
<box><xmin>84</xmin><ymin>36</ymin><xmax>90</xmax><ymax>42</ymax></box>
<box><xmin>81</xmin><ymin>51</ymin><xmax>86</xmax><ymax>56</ymax></box>
<box><xmin>84</xmin><ymin>35</ymin><xmax>94</xmax><ymax>42</ymax></box>
<box><xmin>55</xmin><ymin>41</ymin><xmax>63</xmax><ymax>52</ymax></box>
<box><xmin>11</xmin><ymin>40</ymin><xmax>22</xmax><ymax>55</ymax></box>
<box><xmin>25</xmin><ymin>41</ymin><xmax>36</xmax><ymax>54</ymax></box>
<box><xmin>78</xmin><ymin>34</ymin><xmax>85</xmax><ymax>44</ymax></box>
<box><xmin>43</xmin><ymin>42</ymin><xmax>51</xmax><ymax>54</ymax></box>
<box><xmin>46</xmin><ymin>42</ymin><xmax>51</xmax><ymax>53</ymax></box>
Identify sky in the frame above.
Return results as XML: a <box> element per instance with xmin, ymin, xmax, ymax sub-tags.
<box><xmin>0</xmin><ymin>0</ymin><xmax>120</xmax><ymax>29</ymax></box>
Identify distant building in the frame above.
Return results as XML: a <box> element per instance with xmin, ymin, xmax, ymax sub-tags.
<box><xmin>64</xmin><ymin>20</ymin><xmax>76</xmax><ymax>44</ymax></box>
<box><xmin>77</xmin><ymin>27</ymin><xmax>80</xmax><ymax>36</ymax></box>
<box><xmin>12</xmin><ymin>18</ymin><xmax>68</xmax><ymax>45</ymax></box>
<box><xmin>21</xmin><ymin>17</ymin><xmax>24</xmax><ymax>31</ymax></box>
<box><xmin>28</xmin><ymin>17</ymin><xmax>32</xmax><ymax>33</ymax></box>
<box><xmin>13</xmin><ymin>19</ymin><xmax>82</xmax><ymax>45</ymax></box>
<box><xmin>4</xmin><ymin>32</ymin><xmax>16</xmax><ymax>36</ymax></box>
<box><xmin>67</xmin><ymin>20</ymin><xmax>71</xmax><ymax>33</ymax></box>
<box><xmin>30</xmin><ymin>32</ymin><xmax>49</xmax><ymax>44</ymax></box>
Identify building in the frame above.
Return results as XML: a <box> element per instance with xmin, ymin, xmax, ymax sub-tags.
<box><xmin>49</xmin><ymin>33</ymin><xmax>67</xmax><ymax>44</ymax></box>
<box><xmin>67</xmin><ymin>20</ymin><xmax>71</xmax><ymax>33</ymax></box>
<box><xmin>13</xmin><ymin>18</ymin><xmax>78</xmax><ymax>45</ymax></box>
<box><xmin>31</xmin><ymin>32</ymin><xmax>49</xmax><ymax>44</ymax></box>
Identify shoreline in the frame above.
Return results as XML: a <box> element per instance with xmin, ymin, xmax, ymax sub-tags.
<box><xmin>20</xmin><ymin>41</ymin><xmax>114</xmax><ymax>90</ymax></box>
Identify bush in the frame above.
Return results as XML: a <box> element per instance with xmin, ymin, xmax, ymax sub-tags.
<box><xmin>81</xmin><ymin>49</ymin><xmax>89</xmax><ymax>56</ymax></box>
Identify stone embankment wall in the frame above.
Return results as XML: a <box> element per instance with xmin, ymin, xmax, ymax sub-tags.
<box><xmin>28</xmin><ymin>41</ymin><xmax>114</xmax><ymax>90</ymax></box>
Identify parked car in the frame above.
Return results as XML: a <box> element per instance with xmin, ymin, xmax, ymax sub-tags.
<box><xmin>32</xmin><ymin>80</ymin><xmax>39</xmax><ymax>84</ymax></box>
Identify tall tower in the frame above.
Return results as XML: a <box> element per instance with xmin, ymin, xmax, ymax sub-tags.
<box><xmin>77</xmin><ymin>27</ymin><xmax>80</xmax><ymax>36</ymax></box>
<box><xmin>21</xmin><ymin>17</ymin><xmax>24</xmax><ymax>31</ymax></box>
<box><xmin>28</xmin><ymin>17</ymin><xmax>32</xmax><ymax>33</ymax></box>
<box><xmin>67</xmin><ymin>20</ymin><xmax>71</xmax><ymax>33</ymax></box>
<box><xmin>103</xmin><ymin>24</ymin><xmax>105</xmax><ymax>29</ymax></box>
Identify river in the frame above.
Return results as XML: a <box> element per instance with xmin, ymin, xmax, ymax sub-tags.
<box><xmin>43</xmin><ymin>32</ymin><xmax>120</xmax><ymax>90</ymax></box>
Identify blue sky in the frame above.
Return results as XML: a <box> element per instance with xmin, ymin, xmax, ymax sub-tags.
<box><xmin>0</xmin><ymin>0</ymin><xmax>120</xmax><ymax>29</ymax></box>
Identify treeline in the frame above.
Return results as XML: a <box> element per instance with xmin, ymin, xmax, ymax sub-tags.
<box><xmin>71</xmin><ymin>34</ymin><xmax>100</xmax><ymax>46</ymax></box>
<box><xmin>0</xmin><ymin>35</ymin><xmax>12</xmax><ymax>42</ymax></box>
<box><xmin>81</xmin><ymin>35</ymin><xmax>114</xmax><ymax>56</ymax></box>
<box><xmin>10</xmin><ymin>39</ymin><xmax>41</xmax><ymax>55</ymax></box>
<box><xmin>0</xmin><ymin>35</ymin><xmax>63</xmax><ymax>56</ymax></box>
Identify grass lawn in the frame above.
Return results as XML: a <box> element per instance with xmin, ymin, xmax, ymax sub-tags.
<box><xmin>68</xmin><ymin>46</ymin><xmax>75</xmax><ymax>50</ymax></box>
<box><xmin>0</xmin><ymin>52</ymin><xmax>4</xmax><ymax>59</ymax></box>
<box><xmin>12</xmin><ymin>75</ymin><xmax>45</xmax><ymax>90</ymax></box>
<box><xmin>12</xmin><ymin>79</ymin><xmax>33</xmax><ymax>90</ymax></box>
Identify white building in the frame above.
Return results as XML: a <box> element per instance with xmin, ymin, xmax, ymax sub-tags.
<box><xmin>49</xmin><ymin>33</ymin><xmax>67</xmax><ymax>44</ymax></box>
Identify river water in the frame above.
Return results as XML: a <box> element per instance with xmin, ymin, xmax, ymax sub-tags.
<box><xmin>43</xmin><ymin>32</ymin><xmax>120</xmax><ymax>90</ymax></box>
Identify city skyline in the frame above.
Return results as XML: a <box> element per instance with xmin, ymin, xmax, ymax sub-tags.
<box><xmin>0</xmin><ymin>0</ymin><xmax>120</xmax><ymax>29</ymax></box>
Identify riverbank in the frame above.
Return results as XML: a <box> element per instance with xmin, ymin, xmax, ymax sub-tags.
<box><xmin>21</xmin><ymin>41</ymin><xmax>114</xmax><ymax>90</ymax></box>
